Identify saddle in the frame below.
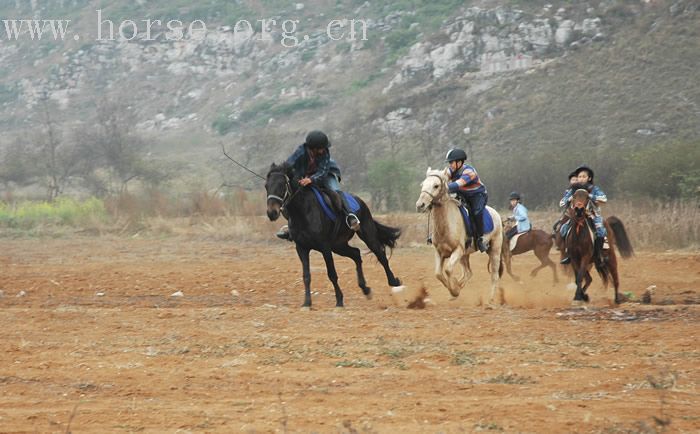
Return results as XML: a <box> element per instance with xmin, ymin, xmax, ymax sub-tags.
<box><xmin>310</xmin><ymin>186</ymin><xmax>360</xmax><ymax>221</ymax></box>
<box><xmin>509</xmin><ymin>231</ymin><xmax>529</xmax><ymax>252</ymax></box>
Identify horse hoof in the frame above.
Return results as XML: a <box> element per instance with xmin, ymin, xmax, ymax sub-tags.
<box><xmin>571</xmin><ymin>300</ymin><xmax>585</xmax><ymax>307</ymax></box>
<box><xmin>364</xmin><ymin>288</ymin><xmax>373</xmax><ymax>300</ymax></box>
<box><xmin>300</xmin><ymin>306</ymin><xmax>311</xmax><ymax>311</ymax></box>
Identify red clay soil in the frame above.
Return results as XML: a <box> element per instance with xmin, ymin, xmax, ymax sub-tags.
<box><xmin>0</xmin><ymin>238</ymin><xmax>698</xmax><ymax>433</ymax></box>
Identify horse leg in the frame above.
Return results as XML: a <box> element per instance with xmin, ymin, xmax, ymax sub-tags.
<box><xmin>460</xmin><ymin>254</ymin><xmax>473</xmax><ymax>282</ymax></box>
<box><xmin>573</xmin><ymin>266</ymin><xmax>587</xmax><ymax>302</ymax></box>
<box><xmin>296</xmin><ymin>244</ymin><xmax>313</xmax><ymax>308</ymax></box>
<box><xmin>358</xmin><ymin>231</ymin><xmax>401</xmax><ymax>287</ymax></box>
<box><xmin>610</xmin><ymin>256</ymin><xmax>621</xmax><ymax>304</ymax></box>
<box><xmin>434</xmin><ymin>251</ymin><xmax>449</xmax><ymax>289</ymax></box>
<box><xmin>321</xmin><ymin>249</ymin><xmax>344</xmax><ymax>308</ymax></box>
<box><xmin>488</xmin><ymin>247</ymin><xmax>503</xmax><ymax>305</ymax></box>
<box><xmin>444</xmin><ymin>247</ymin><xmax>465</xmax><ymax>297</ymax></box>
<box><xmin>504</xmin><ymin>249</ymin><xmax>521</xmax><ymax>282</ymax></box>
<box><xmin>581</xmin><ymin>270</ymin><xmax>592</xmax><ymax>303</ymax></box>
<box><xmin>531</xmin><ymin>245</ymin><xmax>556</xmax><ymax>281</ymax></box>
<box><xmin>333</xmin><ymin>243</ymin><xmax>371</xmax><ymax>299</ymax></box>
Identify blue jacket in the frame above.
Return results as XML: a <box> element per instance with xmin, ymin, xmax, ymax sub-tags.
<box><xmin>511</xmin><ymin>203</ymin><xmax>531</xmax><ymax>233</ymax></box>
<box><xmin>560</xmin><ymin>184</ymin><xmax>607</xmax><ymax>214</ymax></box>
<box><xmin>285</xmin><ymin>144</ymin><xmax>341</xmax><ymax>183</ymax></box>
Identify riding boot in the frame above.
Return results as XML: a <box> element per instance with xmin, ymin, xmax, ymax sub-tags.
<box><xmin>474</xmin><ymin>213</ymin><xmax>489</xmax><ymax>253</ymax></box>
<box><xmin>339</xmin><ymin>193</ymin><xmax>360</xmax><ymax>231</ymax></box>
<box><xmin>275</xmin><ymin>224</ymin><xmax>293</xmax><ymax>241</ymax></box>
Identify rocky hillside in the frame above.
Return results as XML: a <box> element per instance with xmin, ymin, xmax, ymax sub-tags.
<box><xmin>1</xmin><ymin>0</ymin><xmax>698</xmax><ymax>206</ymax></box>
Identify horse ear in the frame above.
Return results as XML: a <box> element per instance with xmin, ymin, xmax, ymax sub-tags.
<box><xmin>426</xmin><ymin>167</ymin><xmax>432</xmax><ymax>175</ymax></box>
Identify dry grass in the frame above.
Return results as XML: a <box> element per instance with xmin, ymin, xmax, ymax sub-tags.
<box><xmin>2</xmin><ymin>192</ymin><xmax>697</xmax><ymax>250</ymax></box>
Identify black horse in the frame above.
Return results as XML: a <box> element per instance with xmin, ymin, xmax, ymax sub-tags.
<box><xmin>265</xmin><ymin>163</ymin><xmax>402</xmax><ymax>308</ymax></box>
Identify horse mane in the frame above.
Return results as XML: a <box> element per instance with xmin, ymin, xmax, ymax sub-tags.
<box><xmin>268</xmin><ymin>162</ymin><xmax>293</xmax><ymax>178</ymax></box>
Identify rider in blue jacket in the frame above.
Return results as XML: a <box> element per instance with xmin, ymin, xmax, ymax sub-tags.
<box><xmin>560</xmin><ymin>165</ymin><xmax>609</xmax><ymax>265</ymax></box>
<box><xmin>276</xmin><ymin>130</ymin><xmax>359</xmax><ymax>240</ymax></box>
<box><xmin>445</xmin><ymin>148</ymin><xmax>490</xmax><ymax>252</ymax></box>
<box><xmin>505</xmin><ymin>192</ymin><xmax>531</xmax><ymax>240</ymax></box>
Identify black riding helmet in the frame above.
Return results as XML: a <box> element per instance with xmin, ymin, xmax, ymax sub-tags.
<box><xmin>445</xmin><ymin>148</ymin><xmax>467</xmax><ymax>162</ymax></box>
<box><xmin>305</xmin><ymin>130</ymin><xmax>331</xmax><ymax>149</ymax></box>
<box><xmin>574</xmin><ymin>165</ymin><xmax>594</xmax><ymax>183</ymax></box>
<box><xmin>509</xmin><ymin>191</ymin><xmax>521</xmax><ymax>201</ymax></box>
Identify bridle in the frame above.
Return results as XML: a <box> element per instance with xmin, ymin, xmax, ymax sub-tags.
<box><xmin>420</xmin><ymin>174</ymin><xmax>447</xmax><ymax>207</ymax></box>
<box><xmin>266</xmin><ymin>172</ymin><xmax>292</xmax><ymax>209</ymax></box>
<box><xmin>570</xmin><ymin>189</ymin><xmax>590</xmax><ymax>234</ymax></box>
<box><xmin>266</xmin><ymin>172</ymin><xmax>303</xmax><ymax>210</ymax></box>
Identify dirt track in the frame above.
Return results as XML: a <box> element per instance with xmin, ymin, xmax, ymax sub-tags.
<box><xmin>1</xmin><ymin>238</ymin><xmax>698</xmax><ymax>433</ymax></box>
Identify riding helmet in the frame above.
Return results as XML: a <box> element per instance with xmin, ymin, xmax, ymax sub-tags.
<box><xmin>445</xmin><ymin>148</ymin><xmax>467</xmax><ymax>162</ymax></box>
<box><xmin>509</xmin><ymin>191</ymin><xmax>521</xmax><ymax>201</ymax></box>
<box><xmin>305</xmin><ymin>130</ymin><xmax>331</xmax><ymax>149</ymax></box>
<box><xmin>574</xmin><ymin>165</ymin><xmax>594</xmax><ymax>182</ymax></box>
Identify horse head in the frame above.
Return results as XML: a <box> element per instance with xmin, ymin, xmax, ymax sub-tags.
<box><xmin>265</xmin><ymin>163</ymin><xmax>294</xmax><ymax>221</ymax></box>
<box><xmin>416</xmin><ymin>167</ymin><xmax>449</xmax><ymax>212</ymax></box>
<box><xmin>571</xmin><ymin>188</ymin><xmax>590</xmax><ymax>220</ymax></box>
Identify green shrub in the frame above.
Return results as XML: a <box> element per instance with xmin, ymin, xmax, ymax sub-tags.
<box><xmin>0</xmin><ymin>197</ymin><xmax>107</xmax><ymax>228</ymax></box>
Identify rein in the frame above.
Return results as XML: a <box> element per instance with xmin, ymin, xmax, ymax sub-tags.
<box><xmin>422</xmin><ymin>174</ymin><xmax>448</xmax><ymax>243</ymax></box>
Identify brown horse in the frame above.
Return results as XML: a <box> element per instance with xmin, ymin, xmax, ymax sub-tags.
<box><xmin>565</xmin><ymin>189</ymin><xmax>634</xmax><ymax>303</ymax></box>
<box><xmin>502</xmin><ymin>222</ymin><xmax>559</xmax><ymax>283</ymax></box>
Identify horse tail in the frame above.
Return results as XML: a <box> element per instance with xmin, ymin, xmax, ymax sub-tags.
<box><xmin>594</xmin><ymin>259</ymin><xmax>611</xmax><ymax>287</ymax></box>
<box><xmin>607</xmin><ymin>216</ymin><xmax>634</xmax><ymax>258</ymax></box>
<box><xmin>374</xmin><ymin>221</ymin><xmax>401</xmax><ymax>249</ymax></box>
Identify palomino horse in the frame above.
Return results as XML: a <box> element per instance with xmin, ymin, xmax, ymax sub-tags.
<box><xmin>416</xmin><ymin>168</ymin><xmax>504</xmax><ymax>305</ymax></box>
<box><xmin>566</xmin><ymin>188</ymin><xmax>634</xmax><ymax>303</ymax></box>
<box><xmin>502</xmin><ymin>221</ymin><xmax>559</xmax><ymax>283</ymax></box>
<box><xmin>265</xmin><ymin>163</ymin><xmax>402</xmax><ymax>308</ymax></box>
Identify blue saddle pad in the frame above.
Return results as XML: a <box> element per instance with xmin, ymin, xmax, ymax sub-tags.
<box><xmin>341</xmin><ymin>191</ymin><xmax>360</xmax><ymax>214</ymax></box>
<box><xmin>458</xmin><ymin>205</ymin><xmax>494</xmax><ymax>237</ymax></box>
<box><xmin>310</xmin><ymin>187</ymin><xmax>360</xmax><ymax>222</ymax></box>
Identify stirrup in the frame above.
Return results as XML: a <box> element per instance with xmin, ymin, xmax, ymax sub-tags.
<box><xmin>275</xmin><ymin>225</ymin><xmax>290</xmax><ymax>240</ymax></box>
<box><xmin>603</xmin><ymin>236</ymin><xmax>609</xmax><ymax>250</ymax></box>
<box><xmin>346</xmin><ymin>213</ymin><xmax>360</xmax><ymax>231</ymax></box>
<box><xmin>560</xmin><ymin>256</ymin><xmax>571</xmax><ymax>265</ymax></box>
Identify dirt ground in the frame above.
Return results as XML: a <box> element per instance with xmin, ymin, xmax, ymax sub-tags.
<box><xmin>0</xmin><ymin>237</ymin><xmax>698</xmax><ymax>433</ymax></box>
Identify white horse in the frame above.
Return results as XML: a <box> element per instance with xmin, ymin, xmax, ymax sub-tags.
<box><xmin>416</xmin><ymin>168</ymin><xmax>504</xmax><ymax>305</ymax></box>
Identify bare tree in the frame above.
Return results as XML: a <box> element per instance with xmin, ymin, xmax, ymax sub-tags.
<box><xmin>33</xmin><ymin>93</ymin><xmax>85</xmax><ymax>201</ymax></box>
<box><xmin>91</xmin><ymin>98</ymin><xmax>148</xmax><ymax>194</ymax></box>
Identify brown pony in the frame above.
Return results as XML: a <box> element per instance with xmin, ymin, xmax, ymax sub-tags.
<box><xmin>565</xmin><ymin>189</ymin><xmax>634</xmax><ymax>303</ymax></box>
<box><xmin>502</xmin><ymin>222</ymin><xmax>558</xmax><ymax>283</ymax></box>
